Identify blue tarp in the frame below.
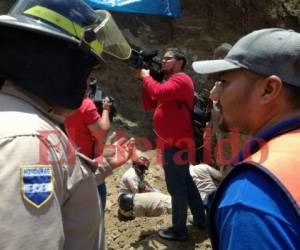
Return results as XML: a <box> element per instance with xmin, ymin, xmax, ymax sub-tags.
<box><xmin>84</xmin><ymin>0</ymin><xmax>181</xmax><ymax>17</ymax></box>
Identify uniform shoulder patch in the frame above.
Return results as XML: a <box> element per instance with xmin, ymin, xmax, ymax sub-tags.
<box><xmin>20</xmin><ymin>165</ymin><xmax>53</xmax><ymax>208</ymax></box>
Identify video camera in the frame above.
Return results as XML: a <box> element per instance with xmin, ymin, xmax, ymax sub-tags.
<box><xmin>88</xmin><ymin>77</ymin><xmax>117</xmax><ymax>122</ymax></box>
<box><xmin>129</xmin><ymin>49</ymin><xmax>165</xmax><ymax>82</ymax></box>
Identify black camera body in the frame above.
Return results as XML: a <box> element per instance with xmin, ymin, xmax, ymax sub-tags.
<box><xmin>95</xmin><ymin>98</ymin><xmax>116</xmax><ymax>123</ymax></box>
<box><xmin>129</xmin><ymin>49</ymin><xmax>164</xmax><ymax>82</ymax></box>
<box><xmin>88</xmin><ymin>78</ymin><xmax>117</xmax><ymax>122</ymax></box>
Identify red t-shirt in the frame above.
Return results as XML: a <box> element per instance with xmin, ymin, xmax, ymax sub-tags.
<box><xmin>142</xmin><ymin>72</ymin><xmax>194</xmax><ymax>149</ymax></box>
<box><xmin>64</xmin><ymin>97</ymin><xmax>100</xmax><ymax>158</ymax></box>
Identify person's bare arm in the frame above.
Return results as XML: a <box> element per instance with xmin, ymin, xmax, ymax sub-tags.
<box><xmin>88</xmin><ymin>99</ymin><xmax>111</xmax><ymax>154</ymax></box>
<box><xmin>143</xmin><ymin>180</ymin><xmax>154</xmax><ymax>192</ymax></box>
<box><xmin>126</xmin><ymin>176</ymin><xmax>140</xmax><ymax>193</ymax></box>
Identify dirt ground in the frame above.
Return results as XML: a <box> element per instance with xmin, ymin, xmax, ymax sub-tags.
<box><xmin>104</xmin><ymin>150</ymin><xmax>212</xmax><ymax>250</ymax></box>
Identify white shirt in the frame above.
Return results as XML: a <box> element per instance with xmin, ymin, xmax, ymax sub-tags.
<box><xmin>118</xmin><ymin>167</ymin><xmax>144</xmax><ymax>194</ymax></box>
<box><xmin>190</xmin><ymin>164</ymin><xmax>223</xmax><ymax>200</ymax></box>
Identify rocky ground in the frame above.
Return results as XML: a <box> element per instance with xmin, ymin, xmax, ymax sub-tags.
<box><xmin>104</xmin><ymin>150</ymin><xmax>212</xmax><ymax>250</ymax></box>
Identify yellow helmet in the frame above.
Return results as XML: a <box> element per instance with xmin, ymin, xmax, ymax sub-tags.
<box><xmin>1</xmin><ymin>0</ymin><xmax>131</xmax><ymax>60</ymax></box>
<box><xmin>0</xmin><ymin>0</ymin><xmax>131</xmax><ymax>109</ymax></box>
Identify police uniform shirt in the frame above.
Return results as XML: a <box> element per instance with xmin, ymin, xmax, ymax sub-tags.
<box><xmin>0</xmin><ymin>82</ymin><xmax>112</xmax><ymax>250</ymax></box>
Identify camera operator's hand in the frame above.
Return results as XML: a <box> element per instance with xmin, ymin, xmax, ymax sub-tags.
<box><xmin>134</xmin><ymin>68</ymin><xmax>150</xmax><ymax>80</ymax></box>
<box><xmin>102</xmin><ymin>96</ymin><xmax>112</xmax><ymax>111</ymax></box>
<box><xmin>96</xmin><ymin>132</ymin><xmax>136</xmax><ymax>169</ymax></box>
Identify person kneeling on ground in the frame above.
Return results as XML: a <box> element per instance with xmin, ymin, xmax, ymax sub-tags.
<box><xmin>189</xmin><ymin>163</ymin><xmax>223</xmax><ymax>202</ymax></box>
<box><xmin>118</xmin><ymin>156</ymin><xmax>172</xmax><ymax>220</ymax></box>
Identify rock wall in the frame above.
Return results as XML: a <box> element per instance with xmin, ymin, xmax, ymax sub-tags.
<box><xmin>1</xmin><ymin>0</ymin><xmax>299</xmax><ymax>142</ymax></box>
<box><xmin>95</xmin><ymin>0</ymin><xmax>300</xmax><ymax>142</ymax></box>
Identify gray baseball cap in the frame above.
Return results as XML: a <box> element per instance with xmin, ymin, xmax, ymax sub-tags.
<box><xmin>192</xmin><ymin>28</ymin><xmax>300</xmax><ymax>88</ymax></box>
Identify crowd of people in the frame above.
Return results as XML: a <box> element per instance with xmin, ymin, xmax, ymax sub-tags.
<box><xmin>0</xmin><ymin>0</ymin><xmax>299</xmax><ymax>249</ymax></box>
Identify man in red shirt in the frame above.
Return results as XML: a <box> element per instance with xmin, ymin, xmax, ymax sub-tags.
<box><xmin>64</xmin><ymin>97</ymin><xmax>110</xmax><ymax>157</ymax></box>
<box><xmin>135</xmin><ymin>48</ymin><xmax>206</xmax><ymax>240</ymax></box>
<box><xmin>64</xmin><ymin>94</ymin><xmax>111</xmax><ymax>208</ymax></box>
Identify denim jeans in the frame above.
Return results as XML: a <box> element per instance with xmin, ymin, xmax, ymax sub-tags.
<box><xmin>97</xmin><ymin>182</ymin><xmax>107</xmax><ymax>210</ymax></box>
<box><xmin>163</xmin><ymin>147</ymin><xmax>206</xmax><ymax>236</ymax></box>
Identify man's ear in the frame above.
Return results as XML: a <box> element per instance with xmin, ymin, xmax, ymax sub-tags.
<box><xmin>260</xmin><ymin>75</ymin><xmax>283</xmax><ymax>104</ymax></box>
<box><xmin>177</xmin><ymin>60</ymin><xmax>184</xmax><ymax>70</ymax></box>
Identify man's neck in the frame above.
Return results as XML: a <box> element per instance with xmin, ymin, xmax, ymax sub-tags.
<box><xmin>253</xmin><ymin>108</ymin><xmax>300</xmax><ymax>136</ymax></box>
<box><xmin>1</xmin><ymin>80</ymin><xmax>72</xmax><ymax>123</ymax></box>
<box><xmin>164</xmin><ymin>69</ymin><xmax>182</xmax><ymax>80</ymax></box>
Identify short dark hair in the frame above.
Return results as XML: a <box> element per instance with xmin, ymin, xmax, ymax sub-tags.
<box><xmin>213</xmin><ymin>43</ymin><xmax>232</xmax><ymax>59</ymax></box>
<box><xmin>165</xmin><ymin>48</ymin><xmax>187</xmax><ymax>69</ymax></box>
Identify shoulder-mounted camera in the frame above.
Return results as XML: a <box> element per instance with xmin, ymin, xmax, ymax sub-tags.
<box><xmin>128</xmin><ymin>49</ymin><xmax>165</xmax><ymax>82</ymax></box>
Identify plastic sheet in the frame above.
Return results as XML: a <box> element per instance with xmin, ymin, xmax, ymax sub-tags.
<box><xmin>84</xmin><ymin>0</ymin><xmax>181</xmax><ymax>17</ymax></box>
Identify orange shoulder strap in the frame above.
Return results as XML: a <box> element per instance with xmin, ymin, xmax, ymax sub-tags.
<box><xmin>246</xmin><ymin>129</ymin><xmax>300</xmax><ymax>207</ymax></box>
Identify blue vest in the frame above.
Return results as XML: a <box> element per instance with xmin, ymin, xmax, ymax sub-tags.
<box><xmin>208</xmin><ymin>117</ymin><xmax>300</xmax><ymax>249</ymax></box>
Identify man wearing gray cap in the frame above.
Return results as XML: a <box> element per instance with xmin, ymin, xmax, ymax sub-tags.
<box><xmin>192</xmin><ymin>28</ymin><xmax>300</xmax><ymax>249</ymax></box>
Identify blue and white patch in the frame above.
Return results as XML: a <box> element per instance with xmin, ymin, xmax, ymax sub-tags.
<box><xmin>21</xmin><ymin>165</ymin><xmax>53</xmax><ymax>208</ymax></box>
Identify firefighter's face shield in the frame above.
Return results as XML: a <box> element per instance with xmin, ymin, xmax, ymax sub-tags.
<box><xmin>92</xmin><ymin>10</ymin><xmax>131</xmax><ymax>60</ymax></box>
<box><xmin>9</xmin><ymin>0</ymin><xmax>131</xmax><ymax>60</ymax></box>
